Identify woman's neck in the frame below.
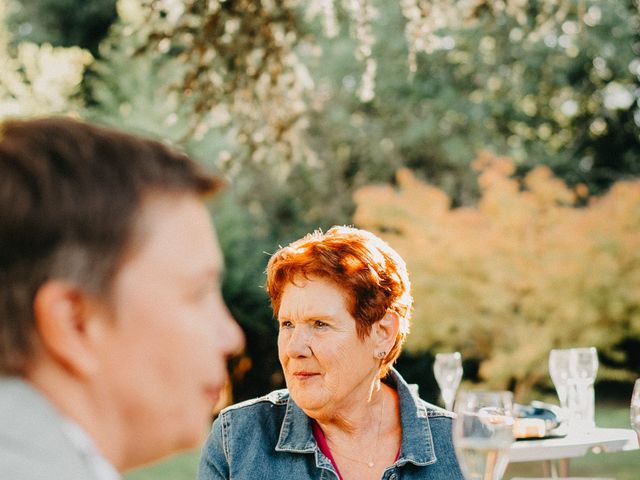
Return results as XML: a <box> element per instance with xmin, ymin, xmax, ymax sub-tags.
<box><xmin>315</xmin><ymin>382</ymin><xmax>402</xmax><ymax>479</ymax></box>
<box><xmin>316</xmin><ymin>381</ymin><xmax>387</xmax><ymax>438</ymax></box>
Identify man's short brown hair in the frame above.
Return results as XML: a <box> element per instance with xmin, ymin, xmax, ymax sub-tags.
<box><xmin>0</xmin><ymin>116</ymin><xmax>222</xmax><ymax>374</ymax></box>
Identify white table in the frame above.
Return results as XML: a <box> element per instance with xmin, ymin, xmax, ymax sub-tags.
<box><xmin>509</xmin><ymin>428</ymin><xmax>639</xmax><ymax>478</ymax></box>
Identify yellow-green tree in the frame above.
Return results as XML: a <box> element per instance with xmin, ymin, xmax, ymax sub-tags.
<box><xmin>0</xmin><ymin>0</ymin><xmax>92</xmax><ymax>119</ymax></box>
<box><xmin>354</xmin><ymin>152</ymin><xmax>640</xmax><ymax>399</ymax></box>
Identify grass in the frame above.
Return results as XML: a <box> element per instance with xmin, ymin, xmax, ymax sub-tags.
<box><xmin>124</xmin><ymin>404</ymin><xmax>637</xmax><ymax>480</ymax></box>
<box><xmin>124</xmin><ymin>450</ymin><xmax>200</xmax><ymax>480</ymax></box>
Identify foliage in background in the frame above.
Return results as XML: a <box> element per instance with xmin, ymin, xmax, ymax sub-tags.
<box><xmin>354</xmin><ymin>152</ymin><xmax>640</xmax><ymax>399</ymax></box>
<box><xmin>84</xmin><ymin>5</ymin><xmax>357</xmax><ymax>400</ymax></box>
<box><xmin>104</xmin><ymin>0</ymin><xmax>318</xmax><ymax>173</ymax></box>
<box><xmin>120</xmin><ymin>0</ymin><xmax>639</xmax><ymax>193</ymax></box>
<box><xmin>0</xmin><ymin>0</ymin><xmax>92</xmax><ymax>119</ymax></box>
<box><xmin>3</xmin><ymin>0</ymin><xmax>639</xmax><ymax>401</ymax></box>
<box><xmin>7</xmin><ymin>0</ymin><xmax>639</xmax><ymax>197</ymax></box>
<box><xmin>7</xmin><ymin>0</ymin><xmax>116</xmax><ymax>55</ymax></box>
<box><xmin>307</xmin><ymin>0</ymin><xmax>639</xmax><ymax>203</ymax></box>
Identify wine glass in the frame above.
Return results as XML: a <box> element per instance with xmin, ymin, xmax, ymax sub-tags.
<box><xmin>548</xmin><ymin>349</ymin><xmax>572</xmax><ymax>410</ymax></box>
<box><xmin>453</xmin><ymin>391</ymin><xmax>515</xmax><ymax>480</ymax></box>
<box><xmin>569</xmin><ymin>347</ymin><xmax>598</xmax><ymax>383</ymax></box>
<box><xmin>434</xmin><ymin>352</ymin><xmax>463</xmax><ymax>411</ymax></box>
<box><xmin>631</xmin><ymin>379</ymin><xmax>640</xmax><ymax>440</ymax></box>
<box><xmin>569</xmin><ymin>347</ymin><xmax>598</xmax><ymax>429</ymax></box>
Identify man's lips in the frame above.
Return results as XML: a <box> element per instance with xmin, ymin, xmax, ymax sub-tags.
<box><xmin>203</xmin><ymin>385</ymin><xmax>222</xmax><ymax>403</ymax></box>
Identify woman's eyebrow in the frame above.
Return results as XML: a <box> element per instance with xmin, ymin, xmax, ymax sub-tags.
<box><xmin>278</xmin><ymin>313</ymin><xmax>333</xmax><ymax>322</ymax></box>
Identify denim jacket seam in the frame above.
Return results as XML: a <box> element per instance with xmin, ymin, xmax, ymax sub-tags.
<box><xmin>275</xmin><ymin>398</ymin><xmax>293</xmax><ymax>451</ymax></box>
<box><xmin>314</xmin><ymin>449</ymin><xmax>340</xmax><ymax>480</ymax></box>
<box><xmin>425</xmin><ymin>409</ymin><xmax>455</xmax><ymax>419</ymax></box>
<box><xmin>221</xmin><ymin>390</ymin><xmax>288</xmax><ymax>416</ymax></box>
<box><xmin>422</xmin><ymin>408</ymin><xmax>437</xmax><ymax>463</ymax></box>
<box><xmin>320</xmin><ymin>467</ymin><xmax>340</xmax><ymax>480</ymax></box>
<box><xmin>276</xmin><ymin>396</ymin><xmax>320</xmax><ymax>453</ymax></box>
<box><xmin>396</xmin><ymin>377</ymin><xmax>438</xmax><ymax>464</ymax></box>
<box><xmin>221</xmin><ymin>410</ymin><xmax>231</xmax><ymax>464</ymax></box>
<box><xmin>395</xmin><ymin>456</ymin><xmax>438</xmax><ymax>468</ymax></box>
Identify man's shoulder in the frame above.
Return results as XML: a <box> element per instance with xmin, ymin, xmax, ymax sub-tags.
<box><xmin>0</xmin><ymin>453</ymin><xmax>86</xmax><ymax>480</ymax></box>
<box><xmin>0</xmin><ymin>377</ymin><xmax>100</xmax><ymax>480</ymax></box>
<box><xmin>0</xmin><ymin>377</ymin><xmax>54</xmax><ymax>432</ymax></box>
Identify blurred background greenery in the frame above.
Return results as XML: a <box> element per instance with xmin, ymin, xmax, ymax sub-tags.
<box><xmin>1</xmin><ymin>0</ymin><xmax>638</xmax><ymax>475</ymax></box>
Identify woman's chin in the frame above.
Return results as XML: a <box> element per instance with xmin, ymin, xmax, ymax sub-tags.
<box><xmin>290</xmin><ymin>388</ymin><xmax>326</xmax><ymax>412</ymax></box>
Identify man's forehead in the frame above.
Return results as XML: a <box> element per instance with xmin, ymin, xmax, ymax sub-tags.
<box><xmin>122</xmin><ymin>192</ymin><xmax>221</xmax><ymax>269</ymax></box>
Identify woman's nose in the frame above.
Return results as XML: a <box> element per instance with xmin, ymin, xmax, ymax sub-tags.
<box><xmin>285</xmin><ymin>326</ymin><xmax>311</xmax><ymax>358</ymax></box>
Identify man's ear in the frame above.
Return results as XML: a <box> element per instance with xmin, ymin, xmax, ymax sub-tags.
<box><xmin>33</xmin><ymin>280</ymin><xmax>105</xmax><ymax>377</ymax></box>
<box><xmin>373</xmin><ymin>310</ymin><xmax>400</xmax><ymax>353</ymax></box>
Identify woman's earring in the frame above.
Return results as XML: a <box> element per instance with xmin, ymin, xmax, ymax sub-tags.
<box><xmin>376</xmin><ymin>351</ymin><xmax>386</xmax><ymax>359</ymax></box>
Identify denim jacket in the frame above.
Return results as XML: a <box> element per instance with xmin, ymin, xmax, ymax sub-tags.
<box><xmin>198</xmin><ymin>368</ymin><xmax>464</xmax><ymax>480</ymax></box>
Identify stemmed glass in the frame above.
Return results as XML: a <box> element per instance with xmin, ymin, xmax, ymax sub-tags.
<box><xmin>434</xmin><ymin>352</ymin><xmax>463</xmax><ymax>411</ymax></box>
<box><xmin>453</xmin><ymin>391</ymin><xmax>515</xmax><ymax>480</ymax></box>
<box><xmin>569</xmin><ymin>347</ymin><xmax>598</xmax><ymax>428</ymax></box>
<box><xmin>548</xmin><ymin>349</ymin><xmax>572</xmax><ymax>410</ymax></box>
<box><xmin>570</xmin><ymin>347</ymin><xmax>598</xmax><ymax>383</ymax></box>
<box><xmin>631</xmin><ymin>379</ymin><xmax>640</xmax><ymax>440</ymax></box>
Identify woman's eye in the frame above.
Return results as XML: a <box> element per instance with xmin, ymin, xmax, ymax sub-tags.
<box><xmin>314</xmin><ymin>320</ymin><xmax>328</xmax><ymax>329</ymax></box>
<box><xmin>279</xmin><ymin>320</ymin><xmax>293</xmax><ymax>329</ymax></box>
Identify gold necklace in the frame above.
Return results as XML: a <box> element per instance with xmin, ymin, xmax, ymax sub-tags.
<box><xmin>326</xmin><ymin>392</ymin><xmax>386</xmax><ymax>469</ymax></box>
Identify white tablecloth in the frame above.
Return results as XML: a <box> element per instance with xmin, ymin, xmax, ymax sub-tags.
<box><xmin>509</xmin><ymin>427</ymin><xmax>639</xmax><ymax>463</ymax></box>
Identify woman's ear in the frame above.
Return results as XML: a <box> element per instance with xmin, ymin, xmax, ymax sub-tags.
<box><xmin>373</xmin><ymin>310</ymin><xmax>400</xmax><ymax>353</ymax></box>
<box><xmin>33</xmin><ymin>280</ymin><xmax>105</xmax><ymax>377</ymax></box>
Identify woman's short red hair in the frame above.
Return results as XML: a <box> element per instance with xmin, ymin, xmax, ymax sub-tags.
<box><xmin>266</xmin><ymin>225</ymin><xmax>412</xmax><ymax>378</ymax></box>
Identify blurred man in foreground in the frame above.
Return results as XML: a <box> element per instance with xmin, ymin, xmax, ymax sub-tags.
<box><xmin>0</xmin><ymin>117</ymin><xmax>244</xmax><ymax>479</ymax></box>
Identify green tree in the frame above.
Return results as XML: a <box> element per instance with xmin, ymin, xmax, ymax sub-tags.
<box><xmin>306</xmin><ymin>0</ymin><xmax>639</xmax><ymax>200</ymax></box>
<box><xmin>85</xmin><ymin>11</ymin><xmax>355</xmax><ymax>399</ymax></box>
<box><xmin>0</xmin><ymin>0</ymin><xmax>92</xmax><ymax>119</ymax></box>
<box><xmin>99</xmin><ymin>0</ymin><xmax>636</xmax><ymax>197</ymax></box>
<box><xmin>8</xmin><ymin>0</ymin><xmax>116</xmax><ymax>55</ymax></box>
<box><xmin>86</xmin><ymin>0</ymin><xmax>639</xmax><ymax>401</ymax></box>
<box><xmin>7</xmin><ymin>0</ymin><xmax>638</xmax><ymax>401</ymax></box>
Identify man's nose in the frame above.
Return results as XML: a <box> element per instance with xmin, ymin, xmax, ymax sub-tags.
<box><xmin>222</xmin><ymin>307</ymin><xmax>245</xmax><ymax>356</ymax></box>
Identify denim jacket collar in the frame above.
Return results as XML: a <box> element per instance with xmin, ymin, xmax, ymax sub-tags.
<box><xmin>275</xmin><ymin>368</ymin><xmax>437</xmax><ymax>467</ymax></box>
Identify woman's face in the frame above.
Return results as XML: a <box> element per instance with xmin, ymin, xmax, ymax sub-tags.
<box><xmin>277</xmin><ymin>276</ymin><xmax>380</xmax><ymax>418</ymax></box>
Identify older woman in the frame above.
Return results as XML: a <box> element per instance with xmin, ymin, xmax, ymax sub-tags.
<box><xmin>198</xmin><ymin>226</ymin><xmax>464</xmax><ymax>479</ymax></box>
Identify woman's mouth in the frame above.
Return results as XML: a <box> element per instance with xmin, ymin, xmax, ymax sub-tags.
<box><xmin>292</xmin><ymin>371</ymin><xmax>320</xmax><ymax>379</ymax></box>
